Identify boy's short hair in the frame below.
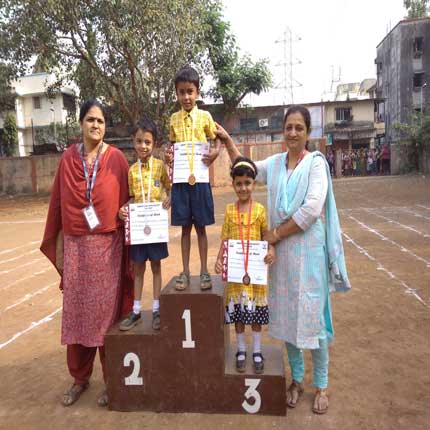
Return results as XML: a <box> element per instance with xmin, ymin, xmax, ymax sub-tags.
<box><xmin>174</xmin><ymin>66</ymin><xmax>200</xmax><ymax>91</ymax></box>
<box><xmin>132</xmin><ymin>115</ymin><xmax>158</xmax><ymax>143</ymax></box>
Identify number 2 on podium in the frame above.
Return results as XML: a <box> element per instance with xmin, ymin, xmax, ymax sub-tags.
<box><xmin>182</xmin><ymin>309</ymin><xmax>195</xmax><ymax>348</ymax></box>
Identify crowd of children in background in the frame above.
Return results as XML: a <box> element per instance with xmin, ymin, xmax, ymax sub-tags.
<box><xmin>325</xmin><ymin>145</ymin><xmax>391</xmax><ymax>177</ymax></box>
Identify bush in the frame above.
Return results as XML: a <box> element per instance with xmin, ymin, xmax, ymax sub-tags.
<box><xmin>3</xmin><ymin>112</ymin><xmax>18</xmax><ymax>156</ymax></box>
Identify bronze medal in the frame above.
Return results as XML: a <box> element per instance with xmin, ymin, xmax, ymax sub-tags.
<box><xmin>144</xmin><ymin>225</ymin><xmax>151</xmax><ymax>235</ymax></box>
<box><xmin>242</xmin><ymin>274</ymin><xmax>251</xmax><ymax>285</ymax></box>
<box><xmin>188</xmin><ymin>173</ymin><xmax>196</xmax><ymax>186</ymax></box>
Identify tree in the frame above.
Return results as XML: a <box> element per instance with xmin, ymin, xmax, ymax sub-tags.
<box><xmin>0</xmin><ymin>0</ymin><xmax>218</xmax><ymax>130</ymax></box>
<box><xmin>403</xmin><ymin>0</ymin><xmax>429</xmax><ymax>18</ymax></box>
<box><xmin>204</xmin><ymin>3</ymin><xmax>272</xmax><ymax>118</ymax></box>
<box><xmin>394</xmin><ymin>111</ymin><xmax>430</xmax><ymax>172</ymax></box>
<box><xmin>2</xmin><ymin>112</ymin><xmax>18</xmax><ymax>156</ymax></box>
<box><xmin>0</xmin><ymin>63</ymin><xmax>16</xmax><ymax>114</ymax></box>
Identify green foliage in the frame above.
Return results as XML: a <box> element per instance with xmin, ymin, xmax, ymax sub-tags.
<box><xmin>2</xmin><ymin>112</ymin><xmax>18</xmax><ymax>156</ymax></box>
<box><xmin>403</xmin><ymin>0</ymin><xmax>429</xmax><ymax>18</ymax></box>
<box><xmin>35</xmin><ymin>118</ymin><xmax>81</xmax><ymax>152</ymax></box>
<box><xmin>0</xmin><ymin>63</ymin><xmax>16</xmax><ymax>114</ymax></box>
<box><xmin>394</xmin><ymin>111</ymin><xmax>430</xmax><ymax>171</ymax></box>
<box><xmin>0</xmin><ymin>0</ymin><xmax>217</xmax><ymax>132</ymax></box>
<box><xmin>204</xmin><ymin>2</ymin><xmax>272</xmax><ymax>116</ymax></box>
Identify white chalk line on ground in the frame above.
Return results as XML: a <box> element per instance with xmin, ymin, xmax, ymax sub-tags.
<box><xmin>0</xmin><ymin>248</ymin><xmax>39</xmax><ymax>266</ymax></box>
<box><xmin>417</xmin><ymin>204</ymin><xmax>430</xmax><ymax>211</ymax></box>
<box><xmin>0</xmin><ymin>282</ymin><xmax>57</xmax><ymax>314</ymax></box>
<box><xmin>342</xmin><ymin>232</ymin><xmax>428</xmax><ymax>307</ymax></box>
<box><xmin>0</xmin><ymin>240</ymin><xmax>39</xmax><ymax>256</ymax></box>
<box><xmin>0</xmin><ymin>220</ymin><xmax>45</xmax><ymax>224</ymax></box>
<box><xmin>0</xmin><ymin>265</ymin><xmax>53</xmax><ymax>291</ymax></box>
<box><xmin>0</xmin><ymin>306</ymin><xmax>62</xmax><ymax>350</ymax></box>
<box><xmin>397</xmin><ymin>207</ymin><xmax>430</xmax><ymax>222</ymax></box>
<box><xmin>0</xmin><ymin>256</ymin><xmax>46</xmax><ymax>275</ymax></box>
<box><xmin>363</xmin><ymin>209</ymin><xmax>430</xmax><ymax>238</ymax></box>
<box><xmin>347</xmin><ymin>215</ymin><xmax>430</xmax><ymax>268</ymax></box>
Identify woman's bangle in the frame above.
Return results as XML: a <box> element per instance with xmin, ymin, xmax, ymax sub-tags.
<box><xmin>273</xmin><ymin>227</ymin><xmax>281</xmax><ymax>241</ymax></box>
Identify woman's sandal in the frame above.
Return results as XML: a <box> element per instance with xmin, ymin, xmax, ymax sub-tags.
<box><xmin>312</xmin><ymin>388</ymin><xmax>329</xmax><ymax>414</ymax></box>
<box><xmin>175</xmin><ymin>272</ymin><xmax>189</xmax><ymax>291</ymax></box>
<box><xmin>286</xmin><ymin>380</ymin><xmax>304</xmax><ymax>408</ymax></box>
<box><xmin>97</xmin><ymin>389</ymin><xmax>108</xmax><ymax>407</ymax></box>
<box><xmin>61</xmin><ymin>382</ymin><xmax>89</xmax><ymax>407</ymax></box>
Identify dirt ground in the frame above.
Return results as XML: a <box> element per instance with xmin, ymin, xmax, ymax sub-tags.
<box><xmin>0</xmin><ymin>174</ymin><xmax>429</xmax><ymax>430</ymax></box>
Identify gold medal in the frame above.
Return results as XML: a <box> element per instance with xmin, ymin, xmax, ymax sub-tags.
<box><xmin>242</xmin><ymin>274</ymin><xmax>251</xmax><ymax>285</ymax></box>
<box><xmin>188</xmin><ymin>173</ymin><xmax>196</xmax><ymax>185</ymax></box>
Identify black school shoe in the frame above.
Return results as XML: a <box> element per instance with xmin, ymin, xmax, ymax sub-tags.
<box><xmin>119</xmin><ymin>312</ymin><xmax>141</xmax><ymax>331</ymax></box>
<box><xmin>236</xmin><ymin>351</ymin><xmax>247</xmax><ymax>373</ymax></box>
<box><xmin>253</xmin><ymin>352</ymin><xmax>264</xmax><ymax>374</ymax></box>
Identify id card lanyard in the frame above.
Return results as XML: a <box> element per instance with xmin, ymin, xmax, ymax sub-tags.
<box><xmin>82</xmin><ymin>142</ymin><xmax>103</xmax><ymax>204</ymax></box>
<box><xmin>237</xmin><ymin>199</ymin><xmax>253</xmax><ymax>285</ymax></box>
<box><xmin>81</xmin><ymin>142</ymin><xmax>103</xmax><ymax>230</ymax></box>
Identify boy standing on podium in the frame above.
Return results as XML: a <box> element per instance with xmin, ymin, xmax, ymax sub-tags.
<box><xmin>169</xmin><ymin>66</ymin><xmax>221</xmax><ymax>291</ymax></box>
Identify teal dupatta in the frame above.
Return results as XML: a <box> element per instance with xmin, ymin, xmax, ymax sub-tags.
<box><xmin>268</xmin><ymin>151</ymin><xmax>351</xmax><ymax>293</ymax></box>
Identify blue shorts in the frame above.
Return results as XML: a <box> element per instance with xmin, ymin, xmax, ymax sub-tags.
<box><xmin>130</xmin><ymin>242</ymin><xmax>168</xmax><ymax>263</ymax></box>
<box><xmin>171</xmin><ymin>182</ymin><xmax>215</xmax><ymax>227</ymax></box>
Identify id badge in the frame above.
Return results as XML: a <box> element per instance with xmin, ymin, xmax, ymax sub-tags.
<box><xmin>83</xmin><ymin>204</ymin><xmax>101</xmax><ymax>231</ymax></box>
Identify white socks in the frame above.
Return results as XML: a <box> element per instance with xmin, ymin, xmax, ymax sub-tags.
<box><xmin>133</xmin><ymin>300</ymin><xmax>159</xmax><ymax>314</ymax></box>
<box><xmin>236</xmin><ymin>331</ymin><xmax>263</xmax><ymax>362</ymax></box>
<box><xmin>152</xmin><ymin>299</ymin><xmax>160</xmax><ymax>313</ymax></box>
<box><xmin>252</xmin><ymin>331</ymin><xmax>262</xmax><ymax>362</ymax></box>
<box><xmin>236</xmin><ymin>332</ymin><xmax>246</xmax><ymax>360</ymax></box>
<box><xmin>133</xmin><ymin>300</ymin><xmax>141</xmax><ymax>315</ymax></box>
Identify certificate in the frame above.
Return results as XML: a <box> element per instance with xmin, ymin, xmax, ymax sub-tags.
<box><xmin>172</xmin><ymin>141</ymin><xmax>210</xmax><ymax>184</ymax></box>
<box><xmin>124</xmin><ymin>202</ymin><xmax>169</xmax><ymax>245</ymax></box>
<box><xmin>223</xmin><ymin>240</ymin><xmax>268</xmax><ymax>285</ymax></box>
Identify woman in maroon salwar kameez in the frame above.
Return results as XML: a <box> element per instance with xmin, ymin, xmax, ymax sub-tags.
<box><xmin>41</xmin><ymin>100</ymin><xmax>132</xmax><ymax>407</ymax></box>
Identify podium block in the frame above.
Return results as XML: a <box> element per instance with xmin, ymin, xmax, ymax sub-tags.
<box><xmin>105</xmin><ymin>276</ymin><xmax>286</xmax><ymax>415</ymax></box>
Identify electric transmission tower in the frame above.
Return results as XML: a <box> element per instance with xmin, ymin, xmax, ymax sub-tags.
<box><xmin>275</xmin><ymin>27</ymin><xmax>302</xmax><ymax>105</ymax></box>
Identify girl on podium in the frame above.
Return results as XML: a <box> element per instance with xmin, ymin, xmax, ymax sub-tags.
<box><xmin>215</xmin><ymin>157</ymin><xmax>275</xmax><ymax>374</ymax></box>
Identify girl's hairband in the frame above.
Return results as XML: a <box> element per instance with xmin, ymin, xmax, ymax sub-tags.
<box><xmin>233</xmin><ymin>161</ymin><xmax>255</xmax><ymax>173</ymax></box>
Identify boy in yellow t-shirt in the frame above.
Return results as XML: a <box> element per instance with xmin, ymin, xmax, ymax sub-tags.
<box><xmin>169</xmin><ymin>66</ymin><xmax>221</xmax><ymax>291</ymax></box>
<box><xmin>118</xmin><ymin>116</ymin><xmax>170</xmax><ymax>331</ymax></box>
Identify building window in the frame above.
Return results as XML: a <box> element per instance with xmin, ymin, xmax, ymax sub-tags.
<box><xmin>413</xmin><ymin>72</ymin><xmax>425</xmax><ymax>89</ymax></box>
<box><xmin>335</xmin><ymin>107</ymin><xmax>352</xmax><ymax>121</ymax></box>
<box><xmin>376</xmin><ymin>62</ymin><xmax>382</xmax><ymax>74</ymax></box>
<box><xmin>270</xmin><ymin>115</ymin><xmax>283</xmax><ymax>130</ymax></box>
<box><xmin>240</xmin><ymin>118</ymin><xmax>258</xmax><ymax>131</ymax></box>
<box><xmin>33</xmin><ymin>96</ymin><xmax>41</xmax><ymax>109</ymax></box>
<box><xmin>413</xmin><ymin>37</ymin><xmax>423</xmax><ymax>57</ymax></box>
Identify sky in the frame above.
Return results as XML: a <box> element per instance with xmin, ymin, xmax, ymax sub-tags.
<box><xmin>204</xmin><ymin>0</ymin><xmax>408</xmax><ymax>106</ymax></box>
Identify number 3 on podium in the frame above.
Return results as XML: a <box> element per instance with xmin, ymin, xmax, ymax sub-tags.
<box><xmin>182</xmin><ymin>309</ymin><xmax>195</xmax><ymax>348</ymax></box>
<box><xmin>242</xmin><ymin>379</ymin><xmax>262</xmax><ymax>414</ymax></box>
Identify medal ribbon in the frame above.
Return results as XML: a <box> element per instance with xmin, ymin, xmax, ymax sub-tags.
<box><xmin>182</xmin><ymin>109</ymin><xmax>195</xmax><ymax>177</ymax></box>
<box><xmin>138</xmin><ymin>156</ymin><xmax>153</xmax><ymax>203</ymax></box>
<box><xmin>81</xmin><ymin>142</ymin><xmax>103</xmax><ymax>203</ymax></box>
<box><xmin>237</xmin><ymin>199</ymin><xmax>253</xmax><ymax>279</ymax></box>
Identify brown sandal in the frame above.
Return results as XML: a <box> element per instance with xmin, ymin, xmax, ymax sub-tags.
<box><xmin>286</xmin><ymin>380</ymin><xmax>304</xmax><ymax>408</ymax></box>
<box><xmin>61</xmin><ymin>382</ymin><xmax>89</xmax><ymax>407</ymax></box>
<box><xmin>312</xmin><ymin>388</ymin><xmax>329</xmax><ymax>414</ymax></box>
<box><xmin>175</xmin><ymin>272</ymin><xmax>189</xmax><ymax>291</ymax></box>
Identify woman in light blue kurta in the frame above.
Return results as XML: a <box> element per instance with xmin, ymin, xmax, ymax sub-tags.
<box><xmin>216</xmin><ymin>105</ymin><xmax>350</xmax><ymax>415</ymax></box>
